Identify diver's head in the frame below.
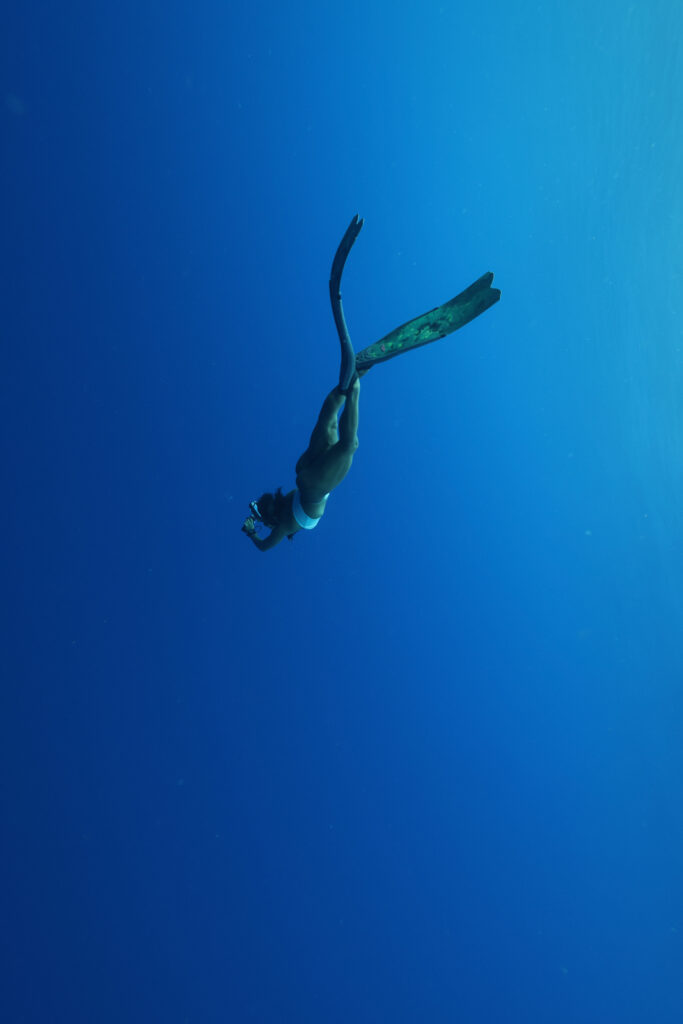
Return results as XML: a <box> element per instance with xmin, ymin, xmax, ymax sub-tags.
<box><xmin>250</xmin><ymin>490</ymin><xmax>281</xmax><ymax>529</ymax></box>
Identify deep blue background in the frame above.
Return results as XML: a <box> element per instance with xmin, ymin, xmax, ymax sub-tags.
<box><xmin>3</xmin><ymin>2</ymin><xmax>683</xmax><ymax>1021</ymax></box>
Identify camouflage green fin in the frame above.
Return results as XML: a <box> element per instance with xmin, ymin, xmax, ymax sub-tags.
<box><xmin>355</xmin><ymin>272</ymin><xmax>500</xmax><ymax>373</ymax></box>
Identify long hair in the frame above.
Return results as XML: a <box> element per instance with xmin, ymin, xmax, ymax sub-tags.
<box><xmin>255</xmin><ymin>488</ymin><xmax>295</xmax><ymax>539</ymax></box>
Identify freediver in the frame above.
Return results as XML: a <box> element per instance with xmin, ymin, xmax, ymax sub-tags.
<box><xmin>242</xmin><ymin>215</ymin><xmax>500</xmax><ymax>552</ymax></box>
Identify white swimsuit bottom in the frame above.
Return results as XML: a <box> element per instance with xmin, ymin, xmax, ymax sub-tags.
<box><xmin>292</xmin><ymin>488</ymin><xmax>330</xmax><ymax>529</ymax></box>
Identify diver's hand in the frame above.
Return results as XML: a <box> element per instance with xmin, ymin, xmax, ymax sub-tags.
<box><xmin>241</xmin><ymin>517</ymin><xmax>256</xmax><ymax>536</ymax></box>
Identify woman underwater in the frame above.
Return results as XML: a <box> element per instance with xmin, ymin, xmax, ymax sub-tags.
<box><xmin>242</xmin><ymin>215</ymin><xmax>500</xmax><ymax>552</ymax></box>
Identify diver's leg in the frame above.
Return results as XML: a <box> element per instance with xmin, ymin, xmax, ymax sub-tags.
<box><xmin>300</xmin><ymin>387</ymin><xmax>345</xmax><ymax>463</ymax></box>
<box><xmin>316</xmin><ymin>379</ymin><xmax>360</xmax><ymax>489</ymax></box>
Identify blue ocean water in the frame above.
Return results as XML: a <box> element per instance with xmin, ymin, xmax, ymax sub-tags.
<box><xmin>3</xmin><ymin>1</ymin><xmax>682</xmax><ymax>1020</ymax></box>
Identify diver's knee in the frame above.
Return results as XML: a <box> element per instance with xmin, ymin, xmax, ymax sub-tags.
<box><xmin>341</xmin><ymin>436</ymin><xmax>359</xmax><ymax>453</ymax></box>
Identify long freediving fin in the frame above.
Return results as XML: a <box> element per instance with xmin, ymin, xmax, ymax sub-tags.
<box><xmin>330</xmin><ymin>214</ymin><xmax>364</xmax><ymax>392</ymax></box>
<box><xmin>355</xmin><ymin>272</ymin><xmax>500</xmax><ymax>373</ymax></box>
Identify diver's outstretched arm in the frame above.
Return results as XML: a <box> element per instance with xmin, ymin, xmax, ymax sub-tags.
<box><xmin>243</xmin><ymin>518</ymin><xmax>287</xmax><ymax>552</ymax></box>
<box><xmin>329</xmin><ymin>215</ymin><xmax>363</xmax><ymax>393</ymax></box>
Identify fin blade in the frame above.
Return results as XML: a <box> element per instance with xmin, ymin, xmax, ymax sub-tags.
<box><xmin>356</xmin><ymin>273</ymin><xmax>500</xmax><ymax>371</ymax></box>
